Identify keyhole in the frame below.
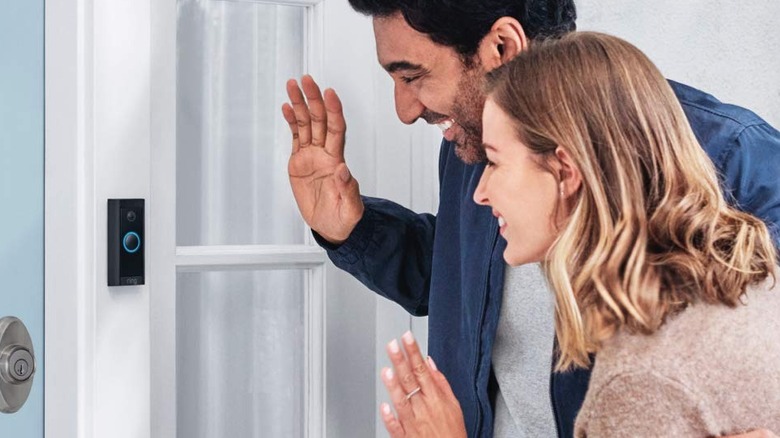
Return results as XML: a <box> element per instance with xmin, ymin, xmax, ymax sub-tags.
<box><xmin>15</xmin><ymin>359</ymin><xmax>28</xmax><ymax>377</ymax></box>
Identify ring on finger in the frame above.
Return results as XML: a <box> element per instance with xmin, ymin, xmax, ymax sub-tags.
<box><xmin>405</xmin><ymin>387</ymin><xmax>421</xmax><ymax>401</ymax></box>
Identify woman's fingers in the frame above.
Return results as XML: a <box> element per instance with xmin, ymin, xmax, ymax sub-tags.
<box><xmin>401</xmin><ymin>331</ymin><xmax>438</xmax><ymax>397</ymax></box>
<box><xmin>285</xmin><ymin>79</ymin><xmax>312</xmax><ymax>148</ymax></box>
<box><xmin>381</xmin><ymin>366</ymin><xmax>415</xmax><ymax>423</ymax></box>
<box><xmin>380</xmin><ymin>403</ymin><xmax>406</xmax><ymax>438</ymax></box>
<box><xmin>428</xmin><ymin>356</ymin><xmax>458</xmax><ymax>402</ymax></box>
<box><xmin>380</xmin><ymin>333</ymin><xmax>468</xmax><ymax>438</ymax></box>
<box><xmin>387</xmin><ymin>338</ymin><xmax>423</xmax><ymax>403</ymax></box>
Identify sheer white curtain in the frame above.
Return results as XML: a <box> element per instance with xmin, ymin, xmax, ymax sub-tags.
<box><xmin>176</xmin><ymin>1</ymin><xmax>307</xmax><ymax>436</ymax></box>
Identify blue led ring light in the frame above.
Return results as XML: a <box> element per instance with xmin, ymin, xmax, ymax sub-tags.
<box><xmin>123</xmin><ymin>231</ymin><xmax>141</xmax><ymax>253</ymax></box>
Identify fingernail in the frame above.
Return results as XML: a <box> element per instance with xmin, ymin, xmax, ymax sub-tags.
<box><xmin>381</xmin><ymin>403</ymin><xmax>392</xmax><ymax>415</ymax></box>
<box><xmin>384</xmin><ymin>368</ymin><xmax>394</xmax><ymax>380</ymax></box>
<box><xmin>388</xmin><ymin>339</ymin><xmax>400</xmax><ymax>354</ymax></box>
<box><xmin>427</xmin><ymin>356</ymin><xmax>438</xmax><ymax>371</ymax></box>
<box><xmin>402</xmin><ymin>331</ymin><xmax>414</xmax><ymax>345</ymax></box>
<box><xmin>339</xmin><ymin>166</ymin><xmax>351</xmax><ymax>183</ymax></box>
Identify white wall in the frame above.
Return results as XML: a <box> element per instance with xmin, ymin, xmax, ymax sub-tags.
<box><xmin>578</xmin><ymin>0</ymin><xmax>780</xmax><ymax>126</ymax></box>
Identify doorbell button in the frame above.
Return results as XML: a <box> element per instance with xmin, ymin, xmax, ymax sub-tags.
<box><xmin>123</xmin><ymin>231</ymin><xmax>141</xmax><ymax>253</ymax></box>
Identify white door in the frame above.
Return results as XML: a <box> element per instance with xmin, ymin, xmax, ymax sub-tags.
<box><xmin>47</xmin><ymin>0</ymin><xmax>439</xmax><ymax>437</ymax></box>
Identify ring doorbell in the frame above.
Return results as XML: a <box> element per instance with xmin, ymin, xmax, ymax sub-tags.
<box><xmin>108</xmin><ymin>199</ymin><xmax>145</xmax><ymax>286</ymax></box>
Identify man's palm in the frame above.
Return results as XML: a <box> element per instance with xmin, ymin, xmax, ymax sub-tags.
<box><xmin>283</xmin><ymin>76</ymin><xmax>363</xmax><ymax>244</ymax></box>
<box><xmin>289</xmin><ymin>147</ymin><xmax>354</xmax><ymax>243</ymax></box>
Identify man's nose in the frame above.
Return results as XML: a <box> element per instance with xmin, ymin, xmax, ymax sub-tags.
<box><xmin>394</xmin><ymin>85</ymin><xmax>425</xmax><ymax>125</ymax></box>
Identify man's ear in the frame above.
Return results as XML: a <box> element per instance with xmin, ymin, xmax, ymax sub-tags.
<box><xmin>477</xmin><ymin>17</ymin><xmax>529</xmax><ymax>70</ymax></box>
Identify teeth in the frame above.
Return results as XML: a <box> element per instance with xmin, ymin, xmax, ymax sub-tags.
<box><xmin>498</xmin><ymin>217</ymin><xmax>506</xmax><ymax>228</ymax></box>
<box><xmin>436</xmin><ymin>119</ymin><xmax>454</xmax><ymax>132</ymax></box>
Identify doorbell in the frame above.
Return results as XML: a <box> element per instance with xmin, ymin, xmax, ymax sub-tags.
<box><xmin>108</xmin><ymin>199</ymin><xmax>145</xmax><ymax>286</ymax></box>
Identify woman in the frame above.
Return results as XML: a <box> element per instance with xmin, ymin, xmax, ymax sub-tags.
<box><xmin>380</xmin><ymin>32</ymin><xmax>780</xmax><ymax>437</ymax></box>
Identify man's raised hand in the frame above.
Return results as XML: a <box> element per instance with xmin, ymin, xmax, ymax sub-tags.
<box><xmin>282</xmin><ymin>75</ymin><xmax>364</xmax><ymax>244</ymax></box>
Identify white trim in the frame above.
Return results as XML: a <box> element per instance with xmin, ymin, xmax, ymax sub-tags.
<box><xmin>305</xmin><ymin>265</ymin><xmax>327</xmax><ymax>438</ymax></box>
<box><xmin>45</xmin><ymin>0</ymin><xmax>96</xmax><ymax>436</ymax></box>
<box><xmin>304</xmin><ymin>4</ymin><xmax>327</xmax><ymax>437</ymax></box>
<box><xmin>304</xmin><ymin>1</ymin><xmax>325</xmax><ymax>83</ymax></box>
<box><xmin>176</xmin><ymin>246</ymin><xmax>327</xmax><ymax>271</ymax></box>
<box><xmin>149</xmin><ymin>0</ymin><xmax>177</xmax><ymax>436</ymax></box>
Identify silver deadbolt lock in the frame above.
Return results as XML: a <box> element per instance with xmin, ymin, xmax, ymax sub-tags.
<box><xmin>0</xmin><ymin>317</ymin><xmax>36</xmax><ymax>413</ymax></box>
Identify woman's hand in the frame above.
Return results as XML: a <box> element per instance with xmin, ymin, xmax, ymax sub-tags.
<box><xmin>380</xmin><ymin>331</ymin><xmax>467</xmax><ymax>438</ymax></box>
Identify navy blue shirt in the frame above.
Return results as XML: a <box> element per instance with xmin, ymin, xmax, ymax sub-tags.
<box><xmin>316</xmin><ymin>81</ymin><xmax>780</xmax><ymax>437</ymax></box>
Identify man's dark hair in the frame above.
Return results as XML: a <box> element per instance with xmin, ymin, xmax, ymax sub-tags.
<box><xmin>348</xmin><ymin>0</ymin><xmax>577</xmax><ymax>57</ymax></box>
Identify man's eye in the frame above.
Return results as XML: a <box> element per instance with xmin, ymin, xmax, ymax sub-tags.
<box><xmin>486</xmin><ymin>160</ymin><xmax>495</xmax><ymax>167</ymax></box>
<box><xmin>401</xmin><ymin>75</ymin><xmax>420</xmax><ymax>84</ymax></box>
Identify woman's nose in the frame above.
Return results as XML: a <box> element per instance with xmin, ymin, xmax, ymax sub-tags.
<box><xmin>473</xmin><ymin>172</ymin><xmax>490</xmax><ymax>206</ymax></box>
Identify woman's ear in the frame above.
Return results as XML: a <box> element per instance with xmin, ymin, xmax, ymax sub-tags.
<box><xmin>477</xmin><ymin>17</ymin><xmax>529</xmax><ymax>70</ymax></box>
<box><xmin>554</xmin><ymin>147</ymin><xmax>582</xmax><ymax>199</ymax></box>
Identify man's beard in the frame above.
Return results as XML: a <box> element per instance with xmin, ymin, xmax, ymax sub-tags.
<box><xmin>450</xmin><ymin>64</ymin><xmax>487</xmax><ymax>165</ymax></box>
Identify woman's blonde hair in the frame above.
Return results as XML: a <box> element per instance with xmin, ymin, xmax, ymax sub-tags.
<box><xmin>485</xmin><ymin>32</ymin><xmax>777</xmax><ymax>370</ymax></box>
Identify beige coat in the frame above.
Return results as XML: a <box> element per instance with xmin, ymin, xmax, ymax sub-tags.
<box><xmin>575</xmin><ymin>275</ymin><xmax>780</xmax><ymax>437</ymax></box>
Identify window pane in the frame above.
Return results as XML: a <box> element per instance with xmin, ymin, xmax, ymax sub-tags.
<box><xmin>177</xmin><ymin>0</ymin><xmax>306</xmax><ymax>245</ymax></box>
<box><xmin>177</xmin><ymin>270</ymin><xmax>305</xmax><ymax>438</ymax></box>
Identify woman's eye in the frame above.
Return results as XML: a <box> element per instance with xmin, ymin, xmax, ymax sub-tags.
<box><xmin>486</xmin><ymin>160</ymin><xmax>495</xmax><ymax>167</ymax></box>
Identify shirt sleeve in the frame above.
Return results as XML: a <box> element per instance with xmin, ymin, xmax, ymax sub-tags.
<box><xmin>718</xmin><ymin>122</ymin><xmax>780</xmax><ymax>247</ymax></box>
<box><xmin>575</xmin><ymin>371</ymin><xmax>715</xmax><ymax>438</ymax></box>
<box><xmin>313</xmin><ymin>196</ymin><xmax>436</xmax><ymax>316</ymax></box>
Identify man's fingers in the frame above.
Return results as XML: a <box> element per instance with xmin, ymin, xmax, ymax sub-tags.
<box><xmin>380</xmin><ymin>403</ymin><xmax>406</xmax><ymax>438</ymax></box>
<box><xmin>286</xmin><ymin>79</ymin><xmax>312</xmax><ymax>147</ymax></box>
<box><xmin>301</xmin><ymin>75</ymin><xmax>327</xmax><ymax>148</ymax></box>
<box><xmin>281</xmin><ymin>103</ymin><xmax>300</xmax><ymax>154</ymax></box>
<box><xmin>323</xmin><ymin>88</ymin><xmax>346</xmax><ymax>158</ymax></box>
<box><xmin>335</xmin><ymin>163</ymin><xmax>363</xmax><ymax>222</ymax></box>
<box><xmin>381</xmin><ymin>367</ymin><xmax>415</xmax><ymax>424</ymax></box>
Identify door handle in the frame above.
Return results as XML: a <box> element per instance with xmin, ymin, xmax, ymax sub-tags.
<box><xmin>0</xmin><ymin>317</ymin><xmax>36</xmax><ymax>414</ymax></box>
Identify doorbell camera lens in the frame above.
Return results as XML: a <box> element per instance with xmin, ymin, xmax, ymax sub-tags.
<box><xmin>126</xmin><ymin>211</ymin><xmax>137</xmax><ymax>222</ymax></box>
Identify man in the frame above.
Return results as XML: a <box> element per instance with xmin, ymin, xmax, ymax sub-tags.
<box><xmin>282</xmin><ymin>1</ymin><xmax>780</xmax><ymax>436</ymax></box>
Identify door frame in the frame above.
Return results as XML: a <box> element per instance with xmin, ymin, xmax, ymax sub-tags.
<box><xmin>45</xmin><ymin>0</ymin><xmax>96</xmax><ymax>435</ymax></box>
<box><xmin>46</xmin><ymin>0</ymin><xmax>156</xmax><ymax>435</ymax></box>
<box><xmin>44</xmin><ymin>0</ymin><xmax>329</xmax><ymax>436</ymax></box>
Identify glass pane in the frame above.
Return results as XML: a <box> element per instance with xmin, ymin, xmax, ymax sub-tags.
<box><xmin>177</xmin><ymin>0</ymin><xmax>306</xmax><ymax>245</ymax></box>
<box><xmin>177</xmin><ymin>270</ymin><xmax>305</xmax><ymax>438</ymax></box>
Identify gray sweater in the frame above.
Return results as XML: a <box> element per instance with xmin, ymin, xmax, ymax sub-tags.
<box><xmin>575</xmin><ymin>275</ymin><xmax>780</xmax><ymax>437</ymax></box>
<box><xmin>492</xmin><ymin>263</ymin><xmax>556</xmax><ymax>437</ymax></box>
